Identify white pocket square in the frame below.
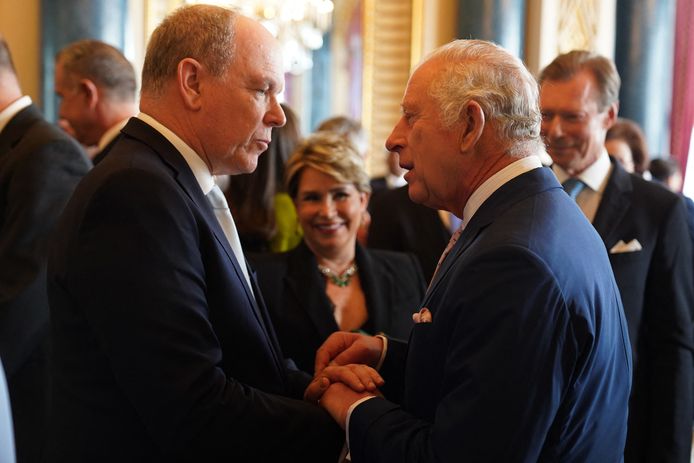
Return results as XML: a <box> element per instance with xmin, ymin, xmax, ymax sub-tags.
<box><xmin>610</xmin><ymin>239</ymin><xmax>642</xmax><ymax>254</ymax></box>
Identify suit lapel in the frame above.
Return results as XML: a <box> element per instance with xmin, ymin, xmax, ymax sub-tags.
<box><xmin>354</xmin><ymin>243</ymin><xmax>389</xmax><ymax>333</ymax></box>
<box><xmin>285</xmin><ymin>242</ymin><xmax>339</xmax><ymax>339</ymax></box>
<box><xmin>121</xmin><ymin>119</ymin><xmax>279</xmax><ymax>355</ymax></box>
<box><xmin>423</xmin><ymin>167</ymin><xmax>561</xmax><ymax>305</ymax></box>
<box><xmin>592</xmin><ymin>160</ymin><xmax>632</xmax><ymax>247</ymax></box>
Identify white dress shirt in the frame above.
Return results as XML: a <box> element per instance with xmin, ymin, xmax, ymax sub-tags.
<box><xmin>0</xmin><ymin>95</ymin><xmax>31</xmax><ymax>134</ymax></box>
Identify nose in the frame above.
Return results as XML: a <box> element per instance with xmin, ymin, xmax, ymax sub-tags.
<box><xmin>318</xmin><ymin>197</ymin><xmax>336</xmax><ymax>218</ymax></box>
<box><xmin>542</xmin><ymin>115</ymin><xmax>563</xmax><ymax>139</ymax></box>
<box><xmin>265</xmin><ymin>97</ymin><xmax>286</xmax><ymax>128</ymax></box>
<box><xmin>385</xmin><ymin>116</ymin><xmax>406</xmax><ymax>154</ymax></box>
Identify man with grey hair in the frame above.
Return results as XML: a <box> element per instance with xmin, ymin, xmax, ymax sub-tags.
<box><xmin>0</xmin><ymin>36</ymin><xmax>90</xmax><ymax>463</ymax></box>
<box><xmin>54</xmin><ymin>39</ymin><xmax>138</xmax><ymax>164</ymax></box>
<box><xmin>539</xmin><ymin>50</ymin><xmax>694</xmax><ymax>463</ymax></box>
<box><xmin>306</xmin><ymin>39</ymin><xmax>632</xmax><ymax>462</ymax></box>
<box><xmin>47</xmin><ymin>5</ymin><xmax>346</xmax><ymax>462</ymax></box>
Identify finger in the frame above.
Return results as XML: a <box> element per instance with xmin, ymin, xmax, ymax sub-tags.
<box><xmin>315</xmin><ymin>332</ymin><xmax>359</xmax><ymax>374</ymax></box>
<box><xmin>304</xmin><ymin>376</ymin><xmax>330</xmax><ymax>403</ymax></box>
<box><xmin>322</xmin><ymin>365</ymin><xmax>384</xmax><ymax>392</ymax></box>
<box><xmin>348</xmin><ymin>364</ymin><xmax>384</xmax><ymax>390</ymax></box>
<box><xmin>412</xmin><ymin>312</ymin><xmax>421</xmax><ymax>323</ymax></box>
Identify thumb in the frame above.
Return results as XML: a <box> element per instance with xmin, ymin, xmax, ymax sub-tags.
<box><xmin>304</xmin><ymin>376</ymin><xmax>330</xmax><ymax>404</ymax></box>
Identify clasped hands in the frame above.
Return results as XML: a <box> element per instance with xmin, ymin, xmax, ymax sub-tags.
<box><xmin>304</xmin><ymin>332</ymin><xmax>385</xmax><ymax>428</ymax></box>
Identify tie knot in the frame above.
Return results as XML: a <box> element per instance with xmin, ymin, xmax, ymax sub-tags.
<box><xmin>207</xmin><ymin>184</ymin><xmax>229</xmax><ymax>210</ymax></box>
<box><xmin>562</xmin><ymin>178</ymin><xmax>586</xmax><ymax>200</ymax></box>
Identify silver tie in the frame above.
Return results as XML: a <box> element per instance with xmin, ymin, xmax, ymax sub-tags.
<box><xmin>206</xmin><ymin>184</ymin><xmax>253</xmax><ymax>291</ymax></box>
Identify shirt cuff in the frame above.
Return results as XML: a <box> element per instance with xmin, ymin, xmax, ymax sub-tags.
<box><xmin>374</xmin><ymin>334</ymin><xmax>388</xmax><ymax>370</ymax></box>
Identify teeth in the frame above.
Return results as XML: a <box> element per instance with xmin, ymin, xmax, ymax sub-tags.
<box><xmin>316</xmin><ymin>223</ymin><xmax>341</xmax><ymax>231</ymax></box>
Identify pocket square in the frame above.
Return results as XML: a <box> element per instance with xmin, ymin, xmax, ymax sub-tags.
<box><xmin>412</xmin><ymin>307</ymin><xmax>432</xmax><ymax>324</ymax></box>
<box><xmin>610</xmin><ymin>239</ymin><xmax>642</xmax><ymax>254</ymax></box>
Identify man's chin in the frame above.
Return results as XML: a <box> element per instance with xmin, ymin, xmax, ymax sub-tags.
<box><xmin>223</xmin><ymin>151</ymin><xmax>261</xmax><ymax>175</ymax></box>
<box><xmin>406</xmin><ymin>184</ymin><xmax>428</xmax><ymax>206</ymax></box>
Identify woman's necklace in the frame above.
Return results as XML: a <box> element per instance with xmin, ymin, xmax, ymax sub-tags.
<box><xmin>317</xmin><ymin>262</ymin><xmax>358</xmax><ymax>287</ymax></box>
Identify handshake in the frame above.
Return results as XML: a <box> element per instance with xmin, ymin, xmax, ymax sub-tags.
<box><xmin>303</xmin><ymin>308</ymin><xmax>432</xmax><ymax>428</ymax></box>
<box><xmin>303</xmin><ymin>331</ymin><xmax>385</xmax><ymax>429</ymax></box>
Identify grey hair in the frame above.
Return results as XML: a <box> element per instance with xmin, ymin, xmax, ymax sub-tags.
<box><xmin>141</xmin><ymin>4</ymin><xmax>238</xmax><ymax>96</ymax></box>
<box><xmin>56</xmin><ymin>40</ymin><xmax>136</xmax><ymax>102</ymax></box>
<box><xmin>423</xmin><ymin>39</ymin><xmax>542</xmax><ymax>154</ymax></box>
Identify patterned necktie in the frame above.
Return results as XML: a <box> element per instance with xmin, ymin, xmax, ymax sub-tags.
<box><xmin>562</xmin><ymin>178</ymin><xmax>586</xmax><ymax>200</ymax></box>
<box><xmin>429</xmin><ymin>222</ymin><xmax>464</xmax><ymax>289</ymax></box>
<box><xmin>206</xmin><ymin>184</ymin><xmax>253</xmax><ymax>291</ymax></box>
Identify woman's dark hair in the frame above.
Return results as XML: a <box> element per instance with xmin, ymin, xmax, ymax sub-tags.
<box><xmin>605</xmin><ymin>118</ymin><xmax>650</xmax><ymax>174</ymax></box>
<box><xmin>225</xmin><ymin>103</ymin><xmax>301</xmax><ymax>251</ymax></box>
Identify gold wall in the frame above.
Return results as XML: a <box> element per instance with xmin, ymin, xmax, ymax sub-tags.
<box><xmin>0</xmin><ymin>0</ymin><xmax>41</xmax><ymax>105</ymax></box>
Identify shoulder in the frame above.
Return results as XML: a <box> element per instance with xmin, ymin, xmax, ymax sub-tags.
<box><xmin>249</xmin><ymin>248</ymin><xmax>294</xmax><ymax>283</ymax></box>
<box><xmin>365</xmin><ymin>248</ymin><xmax>420</xmax><ymax>272</ymax></box>
<box><xmin>12</xmin><ymin>120</ymin><xmax>88</xmax><ymax>168</ymax></box>
<box><xmin>358</xmin><ymin>247</ymin><xmax>425</xmax><ymax>291</ymax></box>
<box><xmin>606</xmin><ymin>168</ymin><xmax>682</xmax><ymax>215</ymax></box>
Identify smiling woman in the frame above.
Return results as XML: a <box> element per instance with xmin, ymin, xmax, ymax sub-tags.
<box><xmin>250</xmin><ymin>130</ymin><xmax>426</xmax><ymax>373</ymax></box>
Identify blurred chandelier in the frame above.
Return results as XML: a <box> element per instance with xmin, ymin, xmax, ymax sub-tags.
<box><xmin>185</xmin><ymin>0</ymin><xmax>335</xmax><ymax>75</ymax></box>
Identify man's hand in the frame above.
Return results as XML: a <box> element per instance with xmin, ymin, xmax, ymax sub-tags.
<box><xmin>304</xmin><ymin>364</ymin><xmax>384</xmax><ymax>404</ymax></box>
<box><xmin>319</xmin><ymin>381</ymin><xmax>377</xmax><ymax>429</ymax></box>
<box><xmin>314</xmin><ymin>332</ymin><xmax>384</xmax><ymax>375</ymax></box>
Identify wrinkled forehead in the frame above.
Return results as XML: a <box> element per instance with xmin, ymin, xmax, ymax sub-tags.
<box><xmin>402</xmin><ymin>59</ymin><xmax>441</xmax><ymax>104</ymax></box>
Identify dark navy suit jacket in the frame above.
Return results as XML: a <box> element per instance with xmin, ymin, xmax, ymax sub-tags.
<box><xmin>348</xmin><ymin>167</ymin><xmax>632</xmax><ymax>462</ymax></box>
<box><xmin>47</xmin><ymin>118</ymin><xmax>342</xmax><ymax>462</ymax></box>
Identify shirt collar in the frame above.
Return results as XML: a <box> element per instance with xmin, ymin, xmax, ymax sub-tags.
<box><xmin>97</xmin><ymin>118</ymin><xmax>130</xmax><ymax>151</ymax></box>
<box><xmin>552</xmin><ymin>148</ymin><xmax>612</xmax><ymax>192</ymax></box>
<box><xmin>0</xmin><ymin>96</ymin><xmax>32</xmax><ymax>134</ymax></box>
<box><xmin>137</xmin><ymin>112</ymin><xmax>216</xmax><ymax>195</ymax></box>
<box><xmin>462</xmin><ymin>154</ymin><xmax>543</xmax><ymax>225</ymax></box>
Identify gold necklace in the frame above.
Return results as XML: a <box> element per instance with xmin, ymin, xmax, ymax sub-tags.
<box><xmin>317</xmin><ymin>262</ymin><xmax>358</xmax><ymax>287</ymax></box>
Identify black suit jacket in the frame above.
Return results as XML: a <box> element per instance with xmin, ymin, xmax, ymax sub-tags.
<box><xmin>367</xmin><ymin>184</ymin><xmax>450</xmax><ymax>282</ymax></box>
<box><xmin>47</xmin><ymin>118</ymin><xmax>342</xmax><ymax>462</ymax></box>
<box><xmin>250</xmin><ymin>242</ymin><xmax>425</xmax><ymax>373</ymax></box>
<box><xmin>91</xmin><ymin>134</ymin><xmax>120</xmax><ymax>165</ymax></box>
<box><xmin>591</xmin><ymin>159</ymin><xmax>694</xmax><ymax>463</ymax></box>
<box><xmin>0</xmin><ymin>104</ymin><xmax>89</xmax><ymax>462</ymax></box>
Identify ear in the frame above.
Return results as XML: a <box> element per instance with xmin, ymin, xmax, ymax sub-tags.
<box><xmin>78</xmin><ymin>79</ymin><xmax>99</xmax><ymax>110</ymax></box>
<box><xmin>177</xmin><ymin>58</ymin><xmax>204</xmax><ymax>111</ymax></box>
<box><xmin>360</xmin><ymin>191</ymin><xmax>371</xmax><ymax>211</ymax></box>
<box><xmin>603</xmin><ymin>101</ymin><xmax>619</xmax><ymax>129</ymax></box>
<box><xmin>458</xmin><ymin>100</ymin><xmax>485</xmax><ymax>153</ymax></box>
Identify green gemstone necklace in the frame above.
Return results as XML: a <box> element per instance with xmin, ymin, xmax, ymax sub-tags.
<box><xmin>317</xmin><ymin>262</ymin><xmax>358</xmax><ymax>287</ymax></box>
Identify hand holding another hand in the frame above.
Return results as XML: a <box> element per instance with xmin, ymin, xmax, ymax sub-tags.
<box><xmin>314</xmin><ymin>332</ymin><xmax>384</xmax><ymax>375</ymax></box>
<box><xmin>304</xmin><ymin>363</ymin><xmax>384</xmax><ymax>404</ymax></box>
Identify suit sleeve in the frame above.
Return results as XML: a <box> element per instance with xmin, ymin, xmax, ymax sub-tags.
<box><xmin>349</xmin><ymin>247</ymin><xmax>582</xmax><ymax>463</ymax></box>
<box><xmin>643</xmin><ymin>198</ymin><xmax>694</xmax><ymax>462</ymax></box>
<box><xmin>0</xmin><ymin>137</ymin><xmax>88</xmax><ymax>375</ymax></box>
<box><xmin>57</xmin><ymin>170</ymin><xmax>341</xmax><ymax>461</ymax></box>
